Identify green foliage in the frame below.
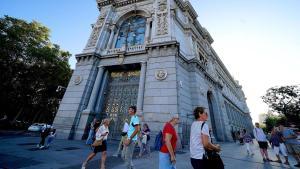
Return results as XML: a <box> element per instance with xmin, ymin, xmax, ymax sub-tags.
<box><xmin>262</xmin><ymin>85</ymin><xmax>300</xmax><ymax>127</ymax></box>
<box><xmin>264</xmin><ymin>113</ymin><xmax>286</xmax><ymax>132</ymax></box>
<box><xmin>0</xmin><ymin>16</ymin><xmax>72</xmax><ymax>125</ymax></box>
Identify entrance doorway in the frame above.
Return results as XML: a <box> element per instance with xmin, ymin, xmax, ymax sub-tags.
<box><xmin>207</xmin><ymin>91</ymin><xmax>218</xmax><ymax>140</ymax></box>
<box><xmin>101</xmin><ymin>70</ymin><xmax>140</xmax><ymax>139</ymax></box>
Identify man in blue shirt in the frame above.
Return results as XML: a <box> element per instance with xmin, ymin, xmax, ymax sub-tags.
<box><xmin>124</xmin><ymin>106</ymin><xmax>140</xmax><ymax>169</ymax></box>
<box><xmin>279</xmin><ymin>124</ymin><xmax>300</xmax><ymax>168</ymax></box>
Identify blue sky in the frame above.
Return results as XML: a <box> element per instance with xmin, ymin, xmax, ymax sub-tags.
<box><xmin>1</xmin><ymin>0</ymin><xmax>300</xmax><ymax>123</ymax></box>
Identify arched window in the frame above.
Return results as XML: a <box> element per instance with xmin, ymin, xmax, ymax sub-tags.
<box><xmin>115</xmin><ymin>16</ymin><xmax>146</xmax><ymax>48</ymax></box>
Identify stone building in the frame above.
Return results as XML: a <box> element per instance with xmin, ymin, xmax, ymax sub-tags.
<box><xmin>53</xmin><ymin>0</ymin><xmax>253</xmax><ymax>143</ymax></box>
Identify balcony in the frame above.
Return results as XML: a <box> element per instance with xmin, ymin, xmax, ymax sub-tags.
<box><xmin>104</xmin><ymin>45</ymin><xmax>145</xmax><ymax>55</ymax></box>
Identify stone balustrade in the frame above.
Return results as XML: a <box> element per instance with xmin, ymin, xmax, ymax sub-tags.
<box><xmin>104</xmin><ymin>45</ymin><xmax>145</xmax><ymax>55</ymax></box>
<box><xmin>126</xmin><ymin>45</ymin><xmax>145</xmax><ymax>52</ymax></box>
<box><xmin>106</xmin><ymin>48</ymin><xmax>122</xmax><ymax>55</ymax></box>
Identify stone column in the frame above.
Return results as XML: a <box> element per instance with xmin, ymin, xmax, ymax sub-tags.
<box><xmin>144</xmin><ymin>18</ymin><xmax>151</xmax><ymax>43</ymax></box>
<box><xmin>76</xmin><ymin>65</ymin><xmax>105</xmax><ymax>139</ymax></box>
<box><xmin>137</xmin><ymin>61</ymin><xmax>147</xmax><ymax>115</ymax></box>
<box><xmin>106</xmin><ymin>25</ymin><xmax>116</xmax><ymax>49</ymax></box>
<box><xmin>85</xmin><ymin>65</ymin><xmax>105</xmax><ymax>112</ymax></box>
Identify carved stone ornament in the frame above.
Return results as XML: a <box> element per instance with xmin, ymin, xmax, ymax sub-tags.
<box><xmin>155</xmin><ymin>69</ymin><xmax>168</xmax><ymax>80</ymax></box>
<box><xmin>87</xmin><ymin>13</ymin><xmax>106</xmax><ymax>47</ymax></box>
<box><xmin>74</xmin><ymin>75</ymin><xmax>83</xmax><ymax>85</ymax></box>
<box><xmin>156</xmin><ymin>0</ymin><xmax>168</xmax><ymax>36</ymax></box>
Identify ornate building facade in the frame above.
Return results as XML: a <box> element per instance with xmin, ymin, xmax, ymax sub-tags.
<box><xmin>53</xmin><ymin>0</ymin><xmax>253</xmax><ymax>143</ymax></box>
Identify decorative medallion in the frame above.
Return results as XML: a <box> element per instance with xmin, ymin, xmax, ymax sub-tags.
<box><xmin>155</xmin><ymin>69</ymin><xmax>168</xmax><ymax>80</ymax></box>
<box><xmin>74</xmin><ymin>75</ymin><xmax>83</xmax><ymax>85</ymax></box>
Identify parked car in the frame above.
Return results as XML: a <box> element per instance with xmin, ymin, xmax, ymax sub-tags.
<box><xmin>28</xmin><ymin>123</ymin><xmax>51</xmax><ymax>132</ymax></box>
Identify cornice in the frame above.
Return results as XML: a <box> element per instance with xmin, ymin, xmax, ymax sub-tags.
<box><xmin>97</xmin><ymin>0</ymin><xmax>146</xmax><ymax>8</ymax></box>
<box><xmin>173</xmin><ymin>0</ymin><xmax>197</xmax><ymax>20</ymax></box>
<box><xmin>75</xmin><ymin>52</ymin><xmax>101</xmax><ymax>62</ymax></box>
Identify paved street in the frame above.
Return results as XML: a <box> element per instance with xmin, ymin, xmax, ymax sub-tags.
<box><xmin>0</xmin><ymin>131</ymin><xmax>298</xmax><ymax>169</ymax></box>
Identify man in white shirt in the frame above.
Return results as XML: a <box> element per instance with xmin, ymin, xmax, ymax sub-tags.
<box><xmin>253</xmin><ymin>122</ymin><xmax>271</xmax><ymax>162</ymax></box>
<box><xmin>113</xmin><ymin>119</ymin><xmax>129</xmax><ymax>157</ymax></box>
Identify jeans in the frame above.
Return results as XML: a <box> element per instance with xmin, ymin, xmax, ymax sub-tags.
<box><xmin>159</xmin><ymin>152</ymin><xmax>176</xmax><ymax>169</ymax></box>
<box><xmin>124</xmin><ymin>140</ymin><xmax>137</xmax><ymax>169</ymax></box>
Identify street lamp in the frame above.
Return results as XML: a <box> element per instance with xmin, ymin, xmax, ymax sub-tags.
<box><xmin>56</xmin><ymin>85</ymin><xmax>66</xmax><ymax>92</ymax></box>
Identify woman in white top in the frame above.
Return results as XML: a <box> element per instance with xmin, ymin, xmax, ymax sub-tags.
<box><xmin>190</xmin><ymin>107</ymin><xmax>221</xmax><ymax>169</ymax></box>
<box><xmin>82</xmin><ymin>118</ymin><xmax>110</xmax><ymax>169</ymax></box>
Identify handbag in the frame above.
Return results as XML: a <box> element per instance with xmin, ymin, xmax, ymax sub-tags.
<box><xmin>204</xmin><ymin>149</ymin><xmax>224</xmax><ymax>169</ymax></box>
<box><xmin>142</xmin><ymin>135</ymin><xmax>147</xmax><ymax>144</ymax></box>
<box><xmin>92</xmin><ymin>139</ymin><xmax>103</xmax><ymax>147</ymax></box>
<box><xmin>91</xmin><ymin>127</ymin><xmax>103</xmax><ymax>147</ymax></box>
<box><xmin>201</xmin><ymin>122</ymin><xmax>224</xmax><ymax>169</ymax></box>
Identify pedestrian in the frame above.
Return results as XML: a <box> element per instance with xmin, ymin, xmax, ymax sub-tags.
<box><xmin>123</xmin><ymin>106</ymin><xmax>140</xmax><ymax>169</ymax></box>
<box><xmin>253</xmin><ymin>122</ymin><xmax>272</xmax><ymax>162</ymax></box>
<box><xmin>231</xmin><ymin>130</ymin><xmax>236</xmax><ymax>143</ymax></box>
<box><xmin>159</xmin><ymin>113</ymin><xmax>179</xmax><ymax>169</ymax></box>
<box><xmin>46</xmin><ymin>128</ymin><xmax>56</xmax><ymax>147</ymax></box>
<box><xmin>113</xmin><ymin>118</ymin><xmax>129</xmax><ymax>158</ymax></box>
<box><xmin>242</xmin><ymin>129</ymin><xmax>254</xmax><ymax>156</ymax></box>
<box><xmin>239</xmin><ymin>130</ymin><xmax>244</xmax><ymax>145</ymax></box>
<box><xmin>38</xmin><ymin>124</ymin><xmax>50</xmax><ymax>149</ymax></box>
<box><xmin>190</xmin><ymin>106</ymin><xmax>221</xmax><ymax>169</ymax></box>
<box><xmin>86</xmin><ymin>118</ymin><xmax>97</xmax><ymax>145</ymax></box>
<box><xmin>279</xmin><ymin>124</ymin><xmax>300</xmax><ymax>167</ymax></box>
<box><xmin>269</xmin><ymin>127</ymin><xmax>289</xmax><ymax>164</ymax></box>
<box><xmin>235</xmin><ymin>131</ymin><xmax>240</xmax><ymax>144</ymax></box>
<box><xmin>82</xmin><ymin>118</ymin><xmax>110</xmax><ymax>169</ymax></box>
<box><xmin>138</xmin><ymin>123</ymin><xmax>151</xmax><ymax>158</ymax></box>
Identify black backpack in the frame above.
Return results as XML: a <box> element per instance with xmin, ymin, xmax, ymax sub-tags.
<box><xmin>154</xmin><ymin>130</ymin><xmax>163</xmax><ymax>151</ymax></box>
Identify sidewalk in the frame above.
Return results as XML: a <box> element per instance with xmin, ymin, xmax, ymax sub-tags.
<box><xmin>0</xmin><ymin>134</ymin><xmax>298</xmax><ymax>169</ymax></box>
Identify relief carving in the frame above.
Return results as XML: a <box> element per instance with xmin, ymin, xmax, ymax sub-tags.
<box><xmin>87</xmin><ymin>12</ymin><xmax>107</xmax><ymax>47</ymax></box>
<box><xmin>156</xmin><ymin>0</ymin><xmax>168</xmax><ymax>36</ymax></box>
<box><xmin>158</xmin><ymin>0</ymin><xmax>167</xmax><ymax>11</ymax></box>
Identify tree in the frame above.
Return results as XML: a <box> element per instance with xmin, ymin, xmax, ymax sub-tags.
<box><xmin>262</xmin><ymin>85</ymin><xmax>300</xmax><ymax>127</ymax></box>
<box><xmin>0</xmin><ymin>16</ymin><xmax>72</xmax><ymax>127</ymax></box>
<box><xmin>264</xmin><ymin>113</ymin><xmax>286</xmax><ymax>132</ymax></box>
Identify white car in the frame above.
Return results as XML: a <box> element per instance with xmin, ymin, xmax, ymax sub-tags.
<box><xmin>28</xmin><ymin>123</ymin><xmax>51</xmax><ymax>132</ymax></box>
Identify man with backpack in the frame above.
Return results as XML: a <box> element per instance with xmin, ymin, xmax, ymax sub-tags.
<box><xmin>159</xmin><ymin>113</ymin><xmax>179</xmax><ymax>169</ymax></box>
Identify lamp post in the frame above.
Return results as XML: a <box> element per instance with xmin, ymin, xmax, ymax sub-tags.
<box><xmin>56</xmin><ymin>85</ymin><xmax>66</xmax><ymax>92</ymax></box>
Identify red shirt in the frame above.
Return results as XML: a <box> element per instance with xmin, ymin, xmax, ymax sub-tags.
<box><xmin>160</xmin><ymin>122</ymin><xmax>177</xmax><ymax>153</ymax></box>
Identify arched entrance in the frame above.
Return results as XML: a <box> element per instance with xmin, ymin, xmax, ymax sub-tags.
<box><xmin>207</xmin><ymin>91</ymin><xmax>218</xmax><ymax>140</ymax></box>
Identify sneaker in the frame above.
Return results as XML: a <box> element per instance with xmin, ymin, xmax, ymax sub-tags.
<box><xmin>263</xmin><ymin>158</ymin><xmax>267</xmax><ymax>162</ymax></box>
<box><xmin>36</xmin><ymin>144</ymin><xmax>40</xmax><ymax>148</ymax></box>
<box><xmin>81</xmin><ymin>162</ymin><xmax>87</xmax><ymax>169</ymax></box>
<box><xmin>39</xmin><ymin>146</ymin><xmax>45</xmax><ymax>149</ymax></box>
<box><xmin>294</xmin><ymin>163</ymin><xmax>300</xmax><ymax>168</ymax></box>
<box><xmin>284</xmin><ymin>161</ymin><xmax>290</xmax><ymax>165</ymax></box>
<box><xmin>112</xmin><ymin>154</ymin><xmax>118</xmax><ymax>157</ymax></box>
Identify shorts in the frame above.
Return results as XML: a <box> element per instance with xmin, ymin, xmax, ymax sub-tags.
<box><xmin>191</xmin><ymin>158</ymin><xmax>206</xmax><ymax>169</ymax></box>
<box><xmin>93</xmin><ymin>140</ymin><xmax>107</xmax><ymax>153</ymax></box>
<box><xmin>258</xmin><ymin>141</ymin><xmax>268</xmax><ymax>149</ymax></box>
<box><xmin>286</xmin><ymin>143</ymin><xmax>300</xmax><ymax>154</ymax></box>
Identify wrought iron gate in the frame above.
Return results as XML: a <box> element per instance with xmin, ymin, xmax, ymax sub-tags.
<box><xmin>101</xmin><ymin>70</ymin><xmax>140</xmax><ymax>139</ymax></box>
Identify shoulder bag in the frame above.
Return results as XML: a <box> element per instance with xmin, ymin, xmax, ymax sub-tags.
<box><xmin>201</xmin><ymin>122</ymin><xmax>224</xmax><ymax>169</ymax></box>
